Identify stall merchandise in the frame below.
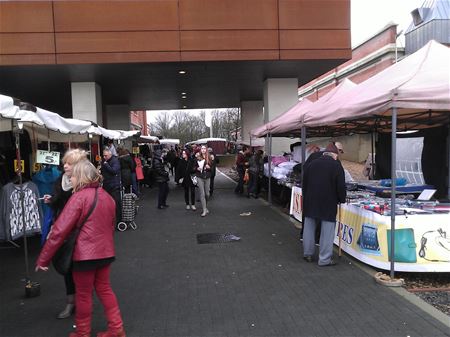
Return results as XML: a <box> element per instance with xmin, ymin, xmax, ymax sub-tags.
<box><xmin>0</xmin><ymin>181</ymin><xmax>43</xmax><ymax>241</ymax></box>
<box><xmin>290</xmin><ymin>187</ymin><xmax>450</xmax><ymax>272</ymax></box>
<box><xmin>334</xmin><ymin>202</ymin><xmax>450</xmax><ymax>272</ymax></box>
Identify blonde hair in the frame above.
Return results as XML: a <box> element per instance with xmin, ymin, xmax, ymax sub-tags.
<box><xmin>63</xmin><ymin>149</ymin><xmax>87</xmax><ymax>165</ymax></box>
<box><xmin>71</xmin><ymin>160</ymin><xmax>101</xmax><ymax>192</ymax></box>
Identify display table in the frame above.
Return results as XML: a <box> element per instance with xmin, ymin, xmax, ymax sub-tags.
<box><xmin>357</xmin><ymin>181</ymin><xmax>434</xmax><ymax>194</ymax></box>
<box><xmin>334</xmin><ymin>204</ymin><xmax>450</xmax><ymax>272</ymax></box>
<box><xmin>289</xmin><ymin>192</ymin><xmax>450</xmax><ymax>272</ymax></box>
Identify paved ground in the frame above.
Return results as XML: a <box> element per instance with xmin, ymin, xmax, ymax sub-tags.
<box><xmin>1</xmin><ymin>171</ymin><xmax>449</xmax><ymax>337</ymax></box>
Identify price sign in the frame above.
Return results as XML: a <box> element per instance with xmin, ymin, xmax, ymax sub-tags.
<box><xmin>132</xmin><ymin>147</ymin><xmax>140</xmax><ymax>154</ymax></box>
<box><xmin>14</xmin><ymin>160</ymin><xmax>25</xmax><ymax>173</ymax></box>
<box><xmin>36</xmin><ymin>150</ymin><xmax>60</xmax><ymax>165</ymax></box>
<box><xmin>33</xmin><ymin>163</ymin><xmax>41</xmax><ymax>172</ymax></box>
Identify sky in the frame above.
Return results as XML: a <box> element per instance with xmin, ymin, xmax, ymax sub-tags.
<box><xmin>351</xmin><ymin>0</ymin><xmax>425</xmax><ymax>47</ymax></box>
<box><xmin>148</xmin><ymin>0</ymin><xmax>426</xmax><ymax>123</ymax></box>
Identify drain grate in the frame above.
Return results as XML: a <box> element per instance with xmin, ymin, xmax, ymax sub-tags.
<box><xmin>196</xmin><ymin>233</ymin><xmax>241</xmax><ymax>244</ymax></box>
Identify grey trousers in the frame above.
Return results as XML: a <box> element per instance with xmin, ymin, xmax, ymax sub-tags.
<box><xmin>303</xmin><ymin>217</ymin><xmax>336</xmax><ymax>265</ymax></box>
<box><xmin>197</xmin><ymin>177</ymin><xmax>210</xmax><ymax>211</ymax></box>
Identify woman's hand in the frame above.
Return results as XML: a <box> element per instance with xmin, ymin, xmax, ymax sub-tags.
<box><xmin>205</xmin><ymin>164</ymin><xmax>210</xmax><ymax>169</ymax></box>
<box><xmin>43</xmin><ymin>194</ymin><xmax>52</xmax><ymax>204</ymax></box>
<box><xmin>35</xmin><ymin>265</ymin><xmax>49</xmax><ymax>272</ymax></box>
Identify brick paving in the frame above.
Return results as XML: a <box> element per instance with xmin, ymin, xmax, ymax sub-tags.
<box><xmin>0</xmin><ymin>171</ymin><xmax>449</xmax><ymax>337</ymax></box>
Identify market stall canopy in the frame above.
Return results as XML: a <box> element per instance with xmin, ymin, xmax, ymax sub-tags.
<box><xmin>237</xmin><ymin>138</ymin><xmax>265</xmax><ymax>147</ymax></box>
<box><xmin>159</xmin><ymin>138</ymin><xmax>180</xmax><ymax>145</ymax></box>
<box><xmin>271</xmin><ymin>79</ymin><xmax>356</xmax><ymax>137</ymax></box>
<box><xmin>251</xmin><ymin>98</ymin><xmax>313</xmax><ymax>138</ymax></box>
<box><xmin>88</xmin><ymin>125</ymin><xmax>140</xmax><ymax>140</ymax></box>
<box><xmin>137</xmin><ymin>135</ymin><xmax>160</xmax><ymax>143</ymax></box>
<box><xmin>303</xmin><ymin>40</ymin><xmax>450</xmax><ymax>133</ymax></box>
<box><xmin>189</xmin><ymin>137</ymin><xmax>227</xmax><ymax>144</ymax></box>
<box><xmin>36</xmin><ymin>107</ymin><xmax>92</xmax><ymax>134</ymax></box>
<box><xmin>0</xmin><ymin>94</ymin><xmax>44</xmax><ymax>126</ymax></box>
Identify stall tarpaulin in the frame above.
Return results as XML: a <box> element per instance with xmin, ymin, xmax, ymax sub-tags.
<box><xmin>272</xmin><ymin>79</ymin><xmax>357</xmax><ymax>137</ymax></box>
<box><xmin>303</xmin><ymin>40</ymin><xmax>450</xmax><ymax>128</ymax></box>
<box><xmin>138</xmin><ymin>135</ymin><xmax>159</xmax><ymax>144</ymax></box>
<box><xmin>251</xmin><ymin>98</ymin><xmax>313</xmax><ymax>138</ymax></box>
<box><xmin>88</xmin><ymin>125</ymin><xmax>140</xmax><ymax>140</ymax></box>
<box><xmin>35</xmin><ymin>107</ymin><xmax>92</xmax><ymax>134</ymax></box>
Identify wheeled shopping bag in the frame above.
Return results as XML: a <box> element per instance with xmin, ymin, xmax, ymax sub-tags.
<box><xmin>117</xmin><ymin>187</ymin><xmax>138</xmax><ymax>232</ymax></box>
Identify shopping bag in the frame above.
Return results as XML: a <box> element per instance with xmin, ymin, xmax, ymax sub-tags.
<box><xmin>243</xmin><ymin>169</ymin><xmax>249</xmax><ymax>184</ymax></box>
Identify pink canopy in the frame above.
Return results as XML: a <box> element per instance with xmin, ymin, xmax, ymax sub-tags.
<box><xmin>303</xmin><ymin>40</ymin><xmax>450</xmax><ymax>129</ymax></box>
<box><xmin>251</xmin><ymin>98</ymin><xmax>312</xmax><ymax>138</ymax></box>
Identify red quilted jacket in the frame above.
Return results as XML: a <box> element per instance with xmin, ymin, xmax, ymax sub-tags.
<box><xmin>36</xmin><ymin>184</ymin><xmax>116</xmax><ymax>267</ymax></box>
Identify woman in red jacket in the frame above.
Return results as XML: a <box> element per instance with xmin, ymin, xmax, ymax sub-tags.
<box><xmin>36</xmin><ymin>160</ymin><xmax>126</xmax><ymax>337</ymax></box>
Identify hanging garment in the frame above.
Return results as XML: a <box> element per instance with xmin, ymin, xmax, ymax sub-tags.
<box><xmin>0</xmin><ymin>181</ymin><xmax>43</xmax><ymax>241</ymax></box>
<box><xmin>32</xmin><ymin>165</ymin><xmax>61</xmax><ymax>221</ymax></box>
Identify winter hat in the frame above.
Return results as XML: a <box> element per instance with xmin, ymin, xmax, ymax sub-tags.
<box><xmin>324</xmin><ymin>142</ymin><xmax>339</xmax><ymax>154</ymax></box>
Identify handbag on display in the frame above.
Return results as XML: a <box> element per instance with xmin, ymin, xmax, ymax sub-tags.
<box><xmin>52</xmin><ymin>188</ymin><xmax>98</xmax><ymax>275</ymax></box>
<box><xmin>190</xmin><ymin>175</ymin><xmax>198</xmax><ymax>186</ymax></box>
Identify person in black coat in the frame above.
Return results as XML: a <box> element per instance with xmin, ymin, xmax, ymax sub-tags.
<box><xmin>100</xmin><ymin>148</ymin><xmax>122</xmax><ymax>222</ymax></box>
<box><xmin>152</xmin><ymin>149</ymin><xmax>169</xmax><ymax>209</ymax></box>
<box><xmin>302</xmin><ymin>142</ymin><xmax>346</xmax><ymax>266</ymax></box>
<box><xmin>177</xmin><ymin>149</ymin><xmax>197</xmax><ymax>211</ymax></box>
<box><xmin>117</xmin><ymin>147</ymin><xmax>135</xmax><ymax>192</ymax></box>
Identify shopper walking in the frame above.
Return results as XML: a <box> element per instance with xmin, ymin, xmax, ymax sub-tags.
<box><xmin>100</xmin><ymin>148</ymin><xmax>122</xmax><ymax>223</ymax></box>
<box><xmin>302</xmin><ymin>142</ymin><xmax>346</xmax><ymax>266</ymax></box>
<box><xmin>234</xmin><ymin>146</ymin><xmax>250</xmax><ymax>195</ymax></box>
<box><xmin>36</xmin><ymin>160</ymin><xmax>126</xmax><ymax>337</ymax></box>
<box><xmin>178</xmin><ymin>149</ymin><xmax>197</xmax><ymax>211</ymax></box>
<box><xmin>208</xmin><ymin>147</ymin><xmax>218</xmax><ymax>197</ymax></box>
<box><xmin>194</xmin><ymin>145</ymin><xmax>213</xmax><ymax>217</ymax></box>
<box><xmin>43</xmin><ymin>149</ymin><xmax>87</xmax><ymax>319</ymax></box>
<box><xmin>152</xmin><ymin>149</ymin><xmax>169</xmax><ymax>209</ymax></box>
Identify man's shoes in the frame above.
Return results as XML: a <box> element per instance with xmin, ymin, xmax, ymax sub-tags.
<box><xmin>191</xmin><ymin>205</ymin><xmax>196</xmax><ymax>211</ymax></box>
<box><xmin>162</xmin><ymin>204</ymin><xmax>169</xmax><ymax>208</ymax></box>
<box><xmin>303</xmin><ymin>256</ymin><xmax>313</xmax><ymax>263</ymax></box>
<box><xmin>186</xmin><ymin>205</ymin><xmax>191</xmax><ymax>210</ymax></box>
<box><xmin>157</xmin><ymin>206</ymin><xmax>165</xmax><ymax>209</ymax></box>
<box><xmin>57</xmin><ymin>303</ymin><xmax>75</xmax><ymax>319</ymax></box>
<box><xmin>319</xmin><ymin>260</ymin><xmax>337</xmax><ymax>267</ymax></box>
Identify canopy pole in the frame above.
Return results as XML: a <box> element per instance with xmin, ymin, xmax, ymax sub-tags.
<box><xmin>301</xmin><ymin>126</ymin><xmax>306</xmax><ymax>182</ymax></box>
<box><xmin>88</xmin><ymin>134</ymin><xmax>92</xmax><ymax>161</ymax></box>
<box><xmin>15</xmin><ymin>126</ymin><xmax>30</xmax><ymax>281</ymax></box>
<box><xmin>390</xmin><ymin>107</ymin><xmax>397</xmax><ymax>280</ymax></box>
<box><xmin>371</xmin><ymin>131</ymin><xmax>375</xmax><ymax>180</ymax></box>
<box><xmin>267</xmin><ymin>133</ymin><xmax>272</xmax><ymax>205</ymax></box>
<box><xmin>448</xmin><ymin>124</ymin><xmax>450</xmax><ymax>199</ymax></box>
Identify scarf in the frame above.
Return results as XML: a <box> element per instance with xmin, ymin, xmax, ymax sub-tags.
<box><xmin>61</xmin><ymin>174</ymin><xmax>73</xmax><ymax>192</ymax></box>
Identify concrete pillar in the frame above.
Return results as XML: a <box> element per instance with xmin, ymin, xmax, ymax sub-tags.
<box><xmin>71</xmin><ymin>82</ymin><xmax>103</xmax><ymax>125</ymax></box>
<box><xmin>263</xmin><ymin>78</ymin><xmax>299</xmax><ymax>155</ymax></box>
<box><xmin>241</xmin><ymin>101</ymin><xmax>263</xmax><ymax>145</ymax></box>
<box><xmin>105</xmin><ymin>104</ymin><xmax>132</xmax><ymax>148</ymax></box>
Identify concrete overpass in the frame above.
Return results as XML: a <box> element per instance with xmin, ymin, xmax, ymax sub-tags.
<box><xmin>0</xmin><ymin>0</ymin><xmax>351</xmax><ymax>152</ymax></box>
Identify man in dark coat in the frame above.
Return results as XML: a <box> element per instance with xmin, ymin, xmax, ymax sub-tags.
<box><xmin>302</xmin><ymin>142</ymin><xmax>346</xmax><ymax>266</ymax></box>
<box><xmin>101</xmin><ymin>148</ymin><xmax>122</xmax><ymax>223</ymax></box>
<box><xmin>152</xmin><ymin>149</ymin><xmax>169</xmax><ymax>209</ymax></box>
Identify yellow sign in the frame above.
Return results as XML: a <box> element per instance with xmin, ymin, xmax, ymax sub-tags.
<box><xmin>95</xmin><ymin>154</ymin><xmax>101</xmax><ymax>162</ymax></box>
<box><xmin>132</xmin><ymin>147</ymin><xmax>140</xmax><ymax>154</ymax></box>
<box><xmin>33</xmin><ymin>163</ymin><xmax>41</xmax><ymax>172</ymax></box>
<box><xmin>14</xmin><ymin>160</ymin><xmax>25</xmax><ymax>173</ymax></box>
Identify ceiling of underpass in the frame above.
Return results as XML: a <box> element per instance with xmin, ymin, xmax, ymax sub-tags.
<box><xmin>0</xmin><ymin>59</ymin><xmax>345</xmax><ymax>117</ymax></box>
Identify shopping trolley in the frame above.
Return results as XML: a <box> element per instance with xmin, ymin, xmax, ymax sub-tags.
<box><xmin>117</xmin><ymin>186</ymin><xmax>138</xmax><ymax>232</ymax></box>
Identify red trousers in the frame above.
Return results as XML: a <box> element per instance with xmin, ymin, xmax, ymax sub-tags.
<box><xmin>72</xmin><ymin>265</ymin><xmax>123</xmax><ymax>335</ymax></box>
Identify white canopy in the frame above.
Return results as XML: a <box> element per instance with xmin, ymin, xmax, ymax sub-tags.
<box><xmin>137</xmin><ymin>135</ymin><xmax>160</xmax><ymax>143</ymax></box>
<box><xmin>159</xmin><ymin>138</ymin><xmax>180</xmax><ymax>145</ymax></box>
<box><xmin>189</xmin><ymin>137</ymin><xmax>227</xmax><ymax>144</ymax></box>
<box><xmin>303</xmin><ymin>40</ymin><xmax>450</xmax><ymax>129</ymax></box>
